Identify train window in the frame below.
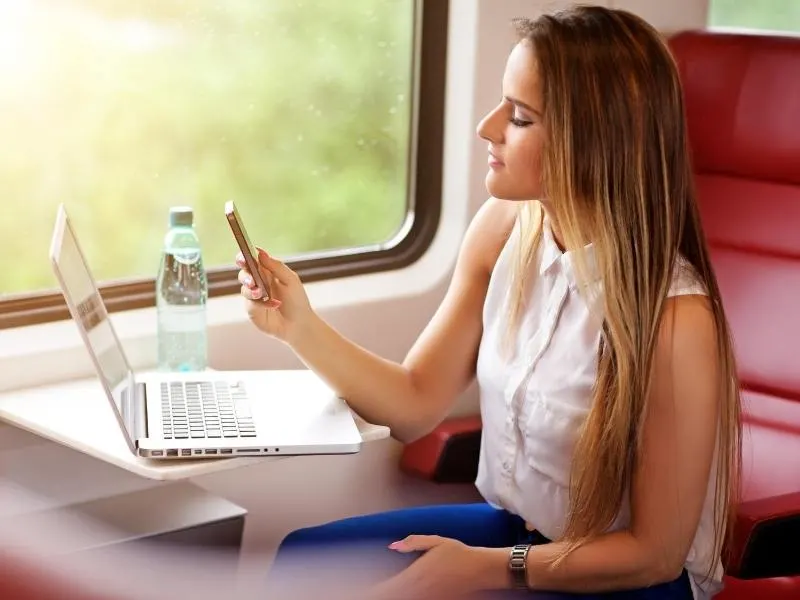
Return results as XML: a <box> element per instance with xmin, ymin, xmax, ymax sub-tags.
<box><xmin>0</xmin><ymin>0</ymin><xmax>447</xmax><ymax>328</ymax></box>
<box><xmin>709</xmin><ymin>0</ymin><xmax>800</xmax><ymax>34</ymax></box>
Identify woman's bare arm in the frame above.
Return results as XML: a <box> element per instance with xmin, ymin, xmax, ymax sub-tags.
<box><xmin>289</xmin><ymin>198</ymin><xmax>517</xmax><ymax>442</ymax></box>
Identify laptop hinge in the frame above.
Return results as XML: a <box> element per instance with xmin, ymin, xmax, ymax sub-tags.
<box><xmin>121</xmin><ymin>382</ymin><xmax>149</xmax><ymax>441</ymax></box>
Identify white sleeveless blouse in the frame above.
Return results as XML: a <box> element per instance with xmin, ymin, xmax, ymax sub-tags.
<box><xmin>475</xmin><ymin>214</ymin><xmax>723</xmax><ymax>599</ymax></box>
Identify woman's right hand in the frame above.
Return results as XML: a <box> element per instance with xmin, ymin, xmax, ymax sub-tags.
<box><xmin>237</xmin><ymin>247</ymin><xmax>314</xmax><ymax>345</ymax></box>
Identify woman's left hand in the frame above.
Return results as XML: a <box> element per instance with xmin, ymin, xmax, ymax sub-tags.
<box><xmin>367</xmin><ymin>535</ymin><xmax>497</xmax><ymax>600</ymax></box>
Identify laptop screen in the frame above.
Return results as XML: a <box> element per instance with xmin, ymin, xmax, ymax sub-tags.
<box><xmin>50</xmin><ymin>206</ymin><xmax>131</xmax><ymax>418</ymax></box>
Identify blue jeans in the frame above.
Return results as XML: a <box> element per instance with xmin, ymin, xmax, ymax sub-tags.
<box><xmin>269</xmin><ymin>502</ymin><xmax>694</xmax><ymax>599</ymax></box>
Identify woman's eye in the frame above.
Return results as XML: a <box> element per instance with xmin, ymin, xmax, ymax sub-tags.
<box><xmin>510</xmin><ymin>116</ymin><xmax>533</xmax><ymax>127</ymax></box>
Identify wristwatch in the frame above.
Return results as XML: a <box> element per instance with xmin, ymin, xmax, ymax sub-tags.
<box><xmin>509</xmin><ymin>544</ymin><xmax>531</xmax><ymax>589</ymax></box>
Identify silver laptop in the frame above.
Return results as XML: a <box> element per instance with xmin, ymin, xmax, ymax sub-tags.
<box><xmin>49</xmin><ymin>204</ymin><xmax>362</xmax><ymax>460</ymax></box>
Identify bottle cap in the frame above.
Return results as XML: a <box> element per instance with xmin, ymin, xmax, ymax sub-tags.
<box><xmin>169</xmin><ymin>206</ymin><xmax>194</xmax><ymax>228</ymax></box>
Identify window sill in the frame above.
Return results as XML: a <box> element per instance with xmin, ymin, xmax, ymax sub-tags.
<box><xmin>0</xmin><ymin>201</ymin><xmax>465</xmax><ymax>394</ymax></box>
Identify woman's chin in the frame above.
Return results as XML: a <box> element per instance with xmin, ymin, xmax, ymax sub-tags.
<box><xmin>485</xmin><ymin>175</ymin><xmax>534</xmax><ymax>202</ymax></box>
<box><xmin>484</xmin><ymin>172</ymin><xmax>508</xmax><ymax>199</ymax></box>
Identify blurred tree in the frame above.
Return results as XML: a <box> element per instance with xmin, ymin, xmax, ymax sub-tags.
<box><xmin>0</xmin><ymin>0</ymin><xmax>414</xmax><ymax>294</ymax></box>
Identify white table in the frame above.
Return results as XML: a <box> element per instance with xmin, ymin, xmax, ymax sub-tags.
<box><xmin>0</xmin><ymin>371</ymin><xmax>390</xmax><ymax>481</ymax></box>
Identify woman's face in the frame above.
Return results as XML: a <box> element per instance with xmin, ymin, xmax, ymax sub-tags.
<box><xmin>476</xmin><ymin>40</ymin><xmax>545</xmax><ymax>202</ymax></box>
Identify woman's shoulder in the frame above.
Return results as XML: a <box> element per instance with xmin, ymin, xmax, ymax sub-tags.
<box><xmin>464</xmin><ymin>197</ymin><xmax>521</xmax><ymax>276</ymax></box>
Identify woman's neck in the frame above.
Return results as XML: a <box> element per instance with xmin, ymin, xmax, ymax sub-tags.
<box><xmin>541</xmin><ymin>203</ymin><xmax>593</xmax><ymax>253</ymax></box>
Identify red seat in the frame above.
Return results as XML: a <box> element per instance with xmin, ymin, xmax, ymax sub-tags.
<box><xmin>401</xmin><ymin>30</ymin><xmax>800</xmax><ymax>598</ymax></box>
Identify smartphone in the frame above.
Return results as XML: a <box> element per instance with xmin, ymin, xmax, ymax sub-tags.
<box><xmin>225</xmin><ymin>200</ymin><xmax>271</xmax><ymax>301</ymax></box>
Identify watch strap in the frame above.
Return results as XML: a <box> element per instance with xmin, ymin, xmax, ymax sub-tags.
<box><xmin>509</xmin><ymin>543</ymin><xmax>531</xmax><ymax>589</ymax></box>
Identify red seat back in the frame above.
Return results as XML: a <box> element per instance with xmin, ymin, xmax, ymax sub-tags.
<box><xmin>669</xmin><ymin>31</ymin><xmax>800</xmax><ymax>402</ymax></box>
<box><xmin>668</xmin><ymin>31</ymin><xmax>800</xmax><ymax>594</ymax></box>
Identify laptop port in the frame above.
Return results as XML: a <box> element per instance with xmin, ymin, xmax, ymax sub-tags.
<box><xmin>221</xmin><ymin>449</ymin><xmax>233</xmax><ymax>454</ymax></box>
<box><xmin>236</xmin><ymin>449</ymin><xmax>260</xmax><ymax>453</ymax></box>
<box><xmin>167</xmin><ymin>449</ymin><xmax>178</xmax><ymax>457</ymax></box>
<box><xmin>206</xmin><ymin>449</ymin><xmax>218</xmax><ymax>455</ymax></box>
<box><xmin>181</xmin><ymin>449</ymin><xmax>191</xmax><ymax>456</ymax></box>
<box><xmin>152</xmin><ymin>450</ymin><xmax>163</xmax><ymax>457</ymax></box>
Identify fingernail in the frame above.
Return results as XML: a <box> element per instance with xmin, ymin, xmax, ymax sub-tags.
<box><xmin>388</xmin><ymin>542</ymin><xmax>403</xmax><ymax>550</ymax></box>
<box><xmin>244</xmin><ymin>276</ymin><xmax>252</xmax><ymax>286</ymax></box>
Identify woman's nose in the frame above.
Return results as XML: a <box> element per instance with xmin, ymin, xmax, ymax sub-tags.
<box><xmin>476</xmin><ymin>105</ymin><xmax>503</xmax><ymax>144</ymax></box>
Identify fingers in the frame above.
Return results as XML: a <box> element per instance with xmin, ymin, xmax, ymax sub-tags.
<box><xmin>238</xmin><ymin>270</ymin><xmax>265</xmax><ymax>300</ymax></box>
<box><xmin>240</xmin><ymin>283</ymin><xmax>262</xmax><ymax>301</ymax></box>
<box><xmin>237</xmin><ymin>269</ymin><xmax>253</xmax><ymax>287</ymax></box>
<box><xmin>239</xmin><ymin>269</ymin><xmax>281</xmax><ymax>306</ymax></box>
<box><xmin>256</xmin><ymin>247</ymin><xmax>298</xmax><ymax>284</ymax></box>
<box><xmin>263</xmin><ymin>297</ymin><xmax>282</xmax><ymax>309</ymax></box>
<box><xmin>235</xmin><ymin>249</ymin><xmax>297</xmax><ymax>287</ymax></box>
<box><xmin>240</xmin><ymin>285</ymin><xmax>282</xmax><ymax>308</ymax></box>
<box><xmin>388</xmin><ymin>535</ymin><xmax>442</xmax><ymax>553</ymax></box>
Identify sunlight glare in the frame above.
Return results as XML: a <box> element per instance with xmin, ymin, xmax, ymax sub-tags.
<box><xmin>0</xmin><ymin>0</ymin><xmax>37</xmax><ymax>79</ymax></box>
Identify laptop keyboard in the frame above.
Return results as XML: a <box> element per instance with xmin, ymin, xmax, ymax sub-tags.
<box><xmin>160</xmin><ymin>381</ymin><xmax>257</xmax><ymax>440</ymax></box>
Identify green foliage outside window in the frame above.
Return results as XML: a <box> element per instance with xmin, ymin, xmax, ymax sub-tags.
<box><xmin>0</xmin><ymin>0</ymin><xmax>414</xmax><ymax>296</ymax></box>
<box><xmin>709</xmin><ymin>0</ymin><xmax>800</xmax><ymax>34</ymax></box>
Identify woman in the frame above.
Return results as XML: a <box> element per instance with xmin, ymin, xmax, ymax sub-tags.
<box><xmin>237</xmin><ymin>6</ymin><xmax>741</xmax><ymax>600</ymax></box>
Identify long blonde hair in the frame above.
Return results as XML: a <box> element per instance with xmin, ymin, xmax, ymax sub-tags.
<box><xmin>508</xmin><ymin>6</ymin><xmax>741</xmax><ymax>577</ymax></box>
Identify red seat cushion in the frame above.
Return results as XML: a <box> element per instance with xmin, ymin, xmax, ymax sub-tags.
<box><xmin>718</xmin><ymin>575</ymin><xmax>800</xmax><ymax>600</ymax></box>
<box><xmin>740</xmin><ymin>392</ymin><xmax>800</xmax><ymax>503</ymax></box>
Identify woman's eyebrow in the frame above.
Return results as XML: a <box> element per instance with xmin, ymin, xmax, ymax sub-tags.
<box><xmin>504</xmin><ymin>95</ymin><xmax>542</xmax><ymax>118</ymax></box>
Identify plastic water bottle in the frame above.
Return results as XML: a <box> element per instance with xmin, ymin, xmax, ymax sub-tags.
<box><xmin>156</xmin><ymin>206</ymin><xmax>208</xmax><ymax>372</ymax></box>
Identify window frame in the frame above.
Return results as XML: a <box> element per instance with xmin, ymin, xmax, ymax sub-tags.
<box><xmin>0</xmin><ymin>0</ymin><xmax>448</xmax><ymax>330</ymax></box>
